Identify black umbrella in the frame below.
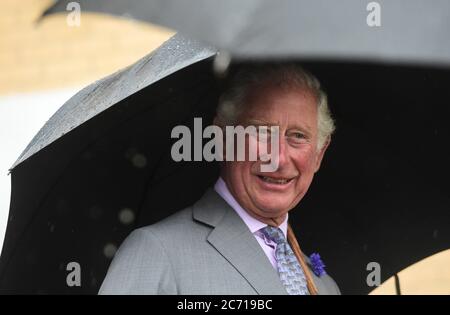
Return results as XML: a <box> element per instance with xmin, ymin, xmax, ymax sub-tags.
<box><xmin>42</xmin><ymin>0</ymin><xmax>450</xmax><ymax>66</ymax></box>
<box><xmin>3</xmin><ymin>3</ymin><xmax>448</xmax><ymax>294</ymax></box>
<box><xmin>0</xmin><ymin>34</ymin><xmax>221</xmax><ymax>294</ymax></box>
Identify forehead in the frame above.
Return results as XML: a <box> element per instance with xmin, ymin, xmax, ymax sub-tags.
<box><xmin>240</xmin><ymin>83</ymin><xmax>318</xmax><ymax>127</ymax></box>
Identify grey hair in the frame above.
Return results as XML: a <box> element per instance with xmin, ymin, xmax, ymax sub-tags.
<box><xmin>216</xmin><ymin>64</ymin><xmax>336</xmax><ymax>150</ymax></box>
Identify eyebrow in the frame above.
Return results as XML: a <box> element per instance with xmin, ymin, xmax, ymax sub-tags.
<box><xmin>291</xmin><ymin>124</ymin><xmax>312</xmax><ymax>135</ymax></box>
<box><xmin>245</xmin><ymin>119</ymin><xmax>313</xmax><ymax>135</ymax></box>
<box><xmin>244</xmin><ymin>119</ymin><xmax>273</xmax><ymax>126</ymax></box>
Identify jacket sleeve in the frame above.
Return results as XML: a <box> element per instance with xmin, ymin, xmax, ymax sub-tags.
<box><xmin>98</xmin><ymin>228</ymin><xmax>177</xmax><ymax>295</ymax></box>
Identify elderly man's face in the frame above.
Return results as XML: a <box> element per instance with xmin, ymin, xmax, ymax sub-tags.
<box><xmin>222</xmin><ymin>83</ymin><xmax>330</xmax><ymax>223</ymax></box>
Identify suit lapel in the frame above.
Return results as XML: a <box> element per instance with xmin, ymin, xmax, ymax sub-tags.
<box><xmin>193</xmin><ymin>189</ymin><xmax>287</xmax><ymax>295</ymax></box>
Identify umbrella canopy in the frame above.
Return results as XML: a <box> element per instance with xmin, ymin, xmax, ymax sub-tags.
<box><xmin>43</xmin><ymin>0</ymin><xmax>450</xmax><ymax>66</ymax></box>
<box><xmin>0</xmin><ymin>34</ymin><xmax>220</xmax><ymax>294</ymax></box>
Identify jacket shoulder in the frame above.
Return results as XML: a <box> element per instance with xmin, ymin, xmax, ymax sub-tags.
<box><xmin>98</xmin><ymin>213</ymin><xmax>193</xmax><ymax>295</ymax></box>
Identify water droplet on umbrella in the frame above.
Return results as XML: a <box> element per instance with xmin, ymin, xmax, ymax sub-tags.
<box><xmin>433</xmin><ymin>230</ymin><xmax>439</xmax><ymax>239</ymax></box>
<box><xmin>131</xmin><ymin>153</ymin><xmax>147</xmax><ymax>168</ymax></box>
<box><xmin>214</xmin><ymin>51</ymin><xmax>231</xmax><ymax>77</ymax></box>
<box><xmin>124</xmin><ymin>147</ymin><xmax>138</xmax><ymax>160</ymax></box>
<box><xmin>103</xmin><ymin>243</ymin><xmax>117</xmax><ymax>259</ymax></box>
<box><xmin>118</xmin><ymin>208</ymin><xmax>135</xmax><ymax>225</ymax></box>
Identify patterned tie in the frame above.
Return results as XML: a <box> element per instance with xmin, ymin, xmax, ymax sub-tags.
<box><xmin>260</xmin><ymin>225</ymin><xmax>309</xmax><ymax>295</ymax></box>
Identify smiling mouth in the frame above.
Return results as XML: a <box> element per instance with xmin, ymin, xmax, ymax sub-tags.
<box><xmin>257</xmin><ymin>175</ymin><xmax>294</xmax><ymax>185</ymax></box>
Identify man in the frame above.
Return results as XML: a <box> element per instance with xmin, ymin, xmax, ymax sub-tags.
<box><xmin>99</xmin><ymin>64</ymin><xmax>340</xmax><ymax>295</ymax></box>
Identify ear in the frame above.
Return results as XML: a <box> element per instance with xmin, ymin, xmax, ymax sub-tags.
<box><xmin>314</xmin><ymin>136</ymin><xmax>331</xmax><ymax>172</ymax></box>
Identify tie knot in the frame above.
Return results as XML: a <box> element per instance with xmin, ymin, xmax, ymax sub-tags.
<box><xmin>260</xmin><ymin>225</ymin><xmax>286</xmax><ymax>245</ymax></box>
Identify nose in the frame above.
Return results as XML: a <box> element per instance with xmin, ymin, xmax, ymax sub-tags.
<box><xmin>260</xmin><ymin>133</ymin><xmax>289</xmax><ymax>170</ymax></box>
<box><xmin>277</xmin><ymin>135</ymin><xmax>289</xmax><ymax>169</ymax></box>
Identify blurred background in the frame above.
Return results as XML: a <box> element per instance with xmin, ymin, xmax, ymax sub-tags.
<box><xmin>0</xmin><ymin>0</ymin><xmax>448</xmax><ymax>295</ymax></box>
<box><xmin>0</xmin><ymin>0</ymin><xmax>173</xmax><ymax>251</ymax></box>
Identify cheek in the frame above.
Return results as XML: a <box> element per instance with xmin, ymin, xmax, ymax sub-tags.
<box><xmin>229</xmin><ymin>161</ymin><xmax>254</xmax><ymax>183</ymax></box>
<box><xmin>247</xmin><ymin>136</ymin><xmax>265</xmax><ymax>161</ymax></box>
<box><xmin>247</xmin><ymin>135</ymin><xmax>277</xmax><ymax>163</ymax></box>
<box><xmin>291</xmin><ymin>147</ymin><xmax>318</xmax><ymax>174</ymax></box>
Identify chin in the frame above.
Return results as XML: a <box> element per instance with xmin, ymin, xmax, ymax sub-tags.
<box><xmin>254</xmin><ymin>195</ymin><xmax>293</xmax><ymax>214</ymax></box>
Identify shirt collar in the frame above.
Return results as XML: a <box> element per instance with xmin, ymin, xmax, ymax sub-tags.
<box><xmin>214</xmin><ymin>177</ymin><xmax>288</xmax><ymax>238</ymax></box>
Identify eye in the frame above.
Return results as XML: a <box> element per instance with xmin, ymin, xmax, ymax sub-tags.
<box><xmin>292</xmin><ymin>132</ymin><xmax>305</xmax><ymax>139</ymax></box>
<box><xmin>287</xmin><ymin>131</ymin><xmax>307</xmax><ymax>144</ymax></box>
<box><xmin>289</xmin><ymin>132</ymin><xmax>305</xmax><ymax>139</ymax></box>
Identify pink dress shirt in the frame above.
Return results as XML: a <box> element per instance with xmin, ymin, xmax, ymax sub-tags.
<box><xmin>214</xmin><ymin>177</ymin><xmax>288</xmax><ymax>270</ymax></box>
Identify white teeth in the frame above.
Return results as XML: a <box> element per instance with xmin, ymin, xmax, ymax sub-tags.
<box><xmin>261</xmin><ymin>176</ymin><xmax>290</xmax><ymax>184</ymax></box>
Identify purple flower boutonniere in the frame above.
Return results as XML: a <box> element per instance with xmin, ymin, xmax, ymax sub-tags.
<box><xmin>310</xmin><ymin>253</ymin><xmax>327</xmax><ymax>277</ymax></box>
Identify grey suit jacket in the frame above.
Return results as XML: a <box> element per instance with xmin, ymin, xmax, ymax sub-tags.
<box><xmin>99</xmin><ymin>188</ymin><xmax>341</xmax><ymax>295</ymax></box>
